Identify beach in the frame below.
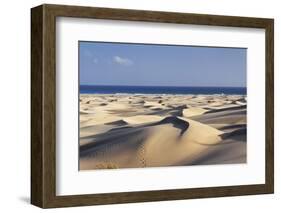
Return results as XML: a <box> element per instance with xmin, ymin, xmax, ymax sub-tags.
<box><xmin>79</xmin><ymin>93</ymin><xmax>247</xmax><ymax>170</ymax></box>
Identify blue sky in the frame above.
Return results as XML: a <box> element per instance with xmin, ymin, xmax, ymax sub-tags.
<box><xmin>79</xmin><ymin>41</ymin><xmax>246</xmax><ymax>87</ymax></box>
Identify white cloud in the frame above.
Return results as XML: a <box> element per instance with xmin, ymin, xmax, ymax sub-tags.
<box><xmin>113</xmin><ymin>56</ymin><xmax>133</xmax><ymax>66</ymax></box>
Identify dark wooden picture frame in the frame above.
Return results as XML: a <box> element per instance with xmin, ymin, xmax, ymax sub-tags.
<box><xmin>31</xmin><ymin>4</ymin><xmax>274</xmax><ymax>208</ymax></box>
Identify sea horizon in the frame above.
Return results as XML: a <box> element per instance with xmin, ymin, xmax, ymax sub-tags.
<box><xmin>80</xmin><ymin>85</ymin><xmax>246</xmax><ymax>95</ymax></box>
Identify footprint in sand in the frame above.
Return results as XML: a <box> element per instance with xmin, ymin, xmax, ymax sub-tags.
<box><xmin>137</xmin><ymin>143</ymin><xmax>147</xmax><ymax>168</ymax></box>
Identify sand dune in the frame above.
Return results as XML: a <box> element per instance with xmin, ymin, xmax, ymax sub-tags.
<box><xmin>80</xmin><ymin>116</ymin><xmax>223</xmax><ymax>169</ymax></box>
<box><xmin>79</xmin><ymin>94</ymin><xmax>247</xmax><ymax>170</ymax></box>
<box><xmin>183</xmin><ymin>107</ymin><xmax>209</xmax><ymax>117</ymax></box>
<box><xmin>190</xmin><ymin>105</ymin><xmax>246</xmax><ymax>127</ymax></box>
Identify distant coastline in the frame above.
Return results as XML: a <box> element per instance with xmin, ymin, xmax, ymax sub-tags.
<box><xmin>80</xmin><ymin>85</ymin><xmax>247</xmax><ymax>95</ymax></box>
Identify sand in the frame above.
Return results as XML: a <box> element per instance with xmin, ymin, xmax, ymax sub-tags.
<box><xmin>79</xmin><ymin>94</ymin><xmax>247</xmax><ymax>170</ymax></box>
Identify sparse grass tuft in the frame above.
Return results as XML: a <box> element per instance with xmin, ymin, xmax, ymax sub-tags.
<box><xmin>95</xmin><ymin>162</ymin><xmax>119</xmax><ymax>169</ymax></box>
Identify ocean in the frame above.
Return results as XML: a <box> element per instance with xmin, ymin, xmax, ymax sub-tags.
<box><xmin>80</xmin><ymin>85</ymin><xmax>246</xmax><ymax>95</ymax></box>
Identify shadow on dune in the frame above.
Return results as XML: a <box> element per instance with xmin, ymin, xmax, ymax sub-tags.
<box><xmin>147</xmin><ymin>105</ymin><xmax>187</xmax><ymax>117</ymax></box>
<box><xmin>218</xmin><ymin>124</ymin><xmax>246</xmax><ymax>130</ymax></box>
<box><xmin>192</xmin><ymin>105</ymin><xmax>246</xmax><ymax>119</ymax></box>
<box><xmin>80</xmin><ymin>116</ymin><xmax>190</xmax><ymax>158</ymax></box>
<box><xmin>105</xmin><ymin>120</ymin><xmax>128</xmax><ymax>126</ymax></box>
<box><xmin>183</xmin><ymin>140</ymin><xmax>246</xmax><ymax>165</ymax></box>
<box><xmin>220</xmin><ymin>127</ymin><xmax>247</xmax><ymax>140</ymax></box>
<box><xmin>204</xmin><ymin>105</ymin><xmax>246</xmax><ymax>113</ymax></box>
<box><xmin>189</xmin><ymin>106</ymin><xmax>246</xmax><ymax>124</ymax></box>
<box><xmin>102</xmin><ymin>116</ymin><xmax>189</xmax><ymax>136</ymax></box>
<box><xmin>151</xmin><ymin>116</ymin><xmax>189</xmax><ymax>136</ymax></box>
<box><xmin>80</xmin><ymin>127</ymin><xmax>149</xmax><ymax>158</ymax></box>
